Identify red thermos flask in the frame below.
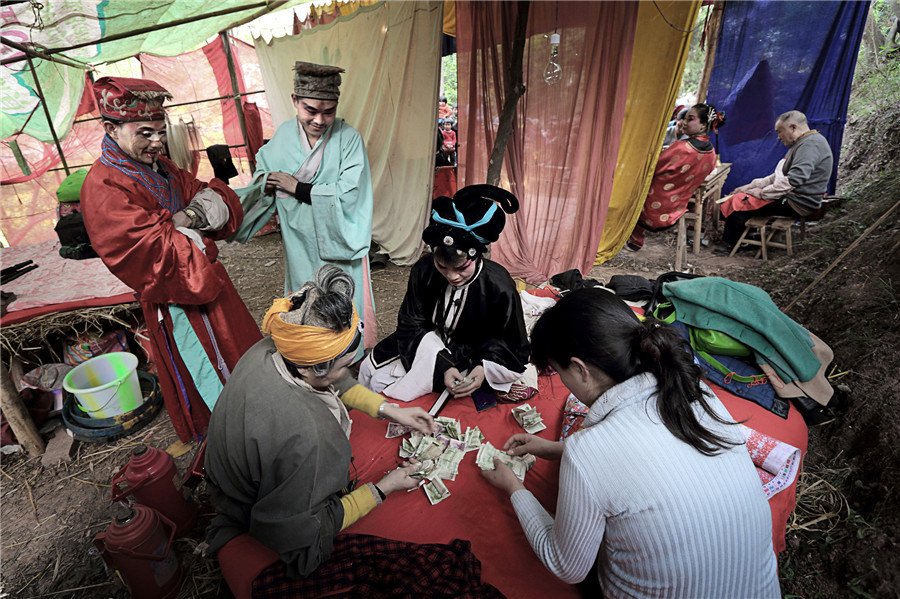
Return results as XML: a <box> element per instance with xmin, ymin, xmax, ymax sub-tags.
<box><xmin>93</xmin><ymin>505</ymin><xmax>184</xmax><ymax>599</ymax></box>
<box><xmin>111</xmin><ymin>444</ymin><xmax>198</xmax><ymax>537</ymax></box>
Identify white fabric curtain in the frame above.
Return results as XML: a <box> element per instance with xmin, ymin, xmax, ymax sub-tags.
<box><xmin>253</xmin><ymin>0</ymin><xmax>443</xmax><ymax>264</ymax></box>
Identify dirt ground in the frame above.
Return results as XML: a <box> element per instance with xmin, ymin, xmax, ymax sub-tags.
<box><xmin>2</xmin><ymin>109</ymin><xmax>898</xmax><ymax>599</ymax></box>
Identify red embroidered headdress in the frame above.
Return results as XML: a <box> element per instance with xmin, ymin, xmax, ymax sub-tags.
<box><xmin>93</xmin><ymin>76</ymin><xmax>172</xmax><ymax>122</ymax></box>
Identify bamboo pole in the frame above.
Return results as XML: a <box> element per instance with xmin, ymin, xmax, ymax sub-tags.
<box><xmin>0</xmin><ymin>362</ymin><xmax>45</xmax><ymax>457</ymax></box>
<box><xmin>16</xmin><ymin>1</ymin><xmax>283</xmax><ymax>62</ymax></box>
<box><xmin>0</xmin><ymin>37</ymin><xmax>88</xmax><ymax>70</ymax></box>
<box><xmin>785</xmin><ymin>199</ymin><xmax>900</xmax><ymax>312</ymax></box>
<box><xmin>696</xmin><ymin>1</ymin><xmax>724</xmax><ymax>104</ymax></box>
<box><xmin>220</xmin><ymin>32</ymin><xmax>256</xmax><ymax>173</ymax></box>
<box><xmin>25</xmin><ymin>53</ymin><xmax>70</xmax><ymax>176</ymax></box>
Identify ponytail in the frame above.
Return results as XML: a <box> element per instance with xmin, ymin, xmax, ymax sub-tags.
<box><xmin>633</xmin><ymin>317</ymin><xmax>737</xmax><ymax>456</ymax></box>
<box><xmin>531</xmin><ymin>289</ymin><xmax>737</xmax><ymax>456</ymax></box>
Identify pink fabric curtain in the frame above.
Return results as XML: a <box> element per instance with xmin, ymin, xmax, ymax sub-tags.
<box><xmin>457</xmin><ymin>1</ymin><xmax>638</xmax><ymax>283</ymax></box>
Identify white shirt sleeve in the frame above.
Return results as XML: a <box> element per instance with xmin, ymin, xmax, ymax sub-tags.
<box><xmin>509</xmin><ymin>451</ymin><xmax>606</xmax><ymax>584</ymax></box>
<box><xmin>189</xmin><ymin>188</ymin><xmax>230</xmax><ymax>231</ymax></box>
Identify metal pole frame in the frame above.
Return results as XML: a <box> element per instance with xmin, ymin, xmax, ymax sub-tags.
<box><xmin>219</xmin><ymin>31</ymin><xmax>256</xmax><ymax>173</ymax></box>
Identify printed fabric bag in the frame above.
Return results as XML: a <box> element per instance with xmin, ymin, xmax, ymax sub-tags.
<box><xmin>64</xmin><ymin>330</ymin><xmax>129</xmax><ymax>366</ymax></box>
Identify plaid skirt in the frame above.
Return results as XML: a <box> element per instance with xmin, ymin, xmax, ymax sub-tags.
<box><xmin>252</xmin><ymin>533</ymin><xmax>505</xmax><ymax>598</ymax></box>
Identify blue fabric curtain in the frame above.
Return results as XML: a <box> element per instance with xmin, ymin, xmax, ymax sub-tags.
<box><xmin>707</xmin><ymin>1</ymin><xmax>869</xmax><ymax>194</ymax></box>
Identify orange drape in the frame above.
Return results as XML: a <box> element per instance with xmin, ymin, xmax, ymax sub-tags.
<box><xmin>457</xmin><ymin>1</ymin><xmax>639</xmax><ymax>284</ymax></box>
<box><xmin>595</xmin><ymin>0</ymin><xmax>701</xmax><ymax>263</ymax></box>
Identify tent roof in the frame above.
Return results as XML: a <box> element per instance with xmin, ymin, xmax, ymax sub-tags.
<box><xmin>1</xmin><ymin>0</ymin><xmax>314</xmax><ymax>141</ymax></box>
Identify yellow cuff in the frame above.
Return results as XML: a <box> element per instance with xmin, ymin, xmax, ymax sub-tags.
<box><xmin>339</xmin><ymin>484</ymin><xmax>379</xmax><ymax>530</ymax></box>
<box><xmin>340</xmin><ymin>384</ymin><xmax>385</xmax><ymax>418</ymax></box>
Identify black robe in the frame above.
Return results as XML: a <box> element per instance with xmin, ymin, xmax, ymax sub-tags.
<box><xmin>371</xmin><ymin>256</ymin><xmax>530</xmax><ymax>391</ymax></box>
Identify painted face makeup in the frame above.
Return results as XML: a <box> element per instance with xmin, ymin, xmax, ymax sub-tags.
<box><xmin>107</xmin><ymin>121</ymin><xmax>167</xmax><ymax>165</ymax></box>
<box><xmin>433</xmin><ymin>254</ymin><xmax>476</xmax><ymax>287</ymax></box>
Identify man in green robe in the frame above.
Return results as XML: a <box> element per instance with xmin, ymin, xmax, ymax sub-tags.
<box><xmin>232</xmin><ymin>62</ymin><xmax>375</xmax><ymax>352</ymax></box>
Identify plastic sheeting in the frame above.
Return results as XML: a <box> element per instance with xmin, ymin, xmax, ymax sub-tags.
<box><xmin>1</xmin><ymin>0</ymin><xmax>311</xmax><ymax>142</ymax></box>
<box><xmin>253</xmin><ymin>1</ymin><xmax>443</xmax><ymax>265</ymax></box>
<box><xmin>706</xmin><ymin>1</ymin><xmax>869</xmax><ymax>195</ymax></box>
<box><xmin>0</xmin><ymin>37</ymin><xmax>273</xmax><ymax>247</ymax></box>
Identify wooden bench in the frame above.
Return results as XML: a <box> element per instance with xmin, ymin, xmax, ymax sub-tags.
<box><xmin>729</xmin><ymin>215</ymin><xmax>795</xmax><ymax>260</ymax></box>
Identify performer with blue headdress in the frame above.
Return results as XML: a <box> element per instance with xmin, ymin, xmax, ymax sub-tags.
<box><xmin>359</xmin><ymin>185</ymin><xmax>530</xmax><ymax>403</ymax></box>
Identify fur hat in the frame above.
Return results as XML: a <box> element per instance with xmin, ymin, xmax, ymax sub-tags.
<box><xmin>93</xmin><ymin>77</ymin><xmax>172</xmax><ymax>121</ymax></box>
<box><xmin>423</xmin><ymin>185</ymin><xmax>520</xmax><ymax>256</ymax></box>
<box><xmin>293</xmin><ymin>61</ymin><xmax>345</xmax><ymax>101</ymax></box>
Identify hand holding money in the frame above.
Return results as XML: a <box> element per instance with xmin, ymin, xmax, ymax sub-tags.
<box><xmin>481</xmin><ymin>456</ymin><xmax>526</xmax><ymax>495</ymax></box>
<box><xmin>381</xmin><ymin>404</ymin><xmax>437</xmax><ymax>435</ymax></box>
<box><xmin>376</xmin><ymin>459</ymin><xmax>421</xmax><ymax>495</ymax></box>
<box><xmin>504</xmin><ymin>433</ymin><xmax>564</xmax><ymax>461</ymax></box>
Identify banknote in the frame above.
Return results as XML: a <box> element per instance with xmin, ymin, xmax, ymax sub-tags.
<box><xmin>435</xmin><ymin>416</ymin><xmax>463</xmax><ymax>440</ymax></box>
<box><xmin>511</xmin><ymin>403</ymin><xmax>547</xmax><ymax>434</ymax></box>
<box><xmin>464</xmin><ymin>426</ymin><xmax>484</xmax><ymax>452</ymax></box>
<box><xmin>475</xmin><ymin>441</ymin><xmax>535</xmax><ymax>482</ymax></box>
<box><xmin>386</xmin><ymin>422</ymin><xmax>414</xmax><ymax>439</ymax></box>
<box><xmin>399</xmin><ymin>432</ymin><xmax>424</xmax><ymax>458</ymax></box>
<box><xmin>435</xmin><ymin>447</ymin><xmax>465</xmax><ymax>481</ymax></box>
<box><xmin>414</xmin><ymin>435</ymin><xmax>445</xmax><ymax>461</ymax></box>
<box><xmin>423</xmin><ymin>477</ymin><xmax>450</xmax><ymax>505</ymax></box>
<box><xmin>409</xmin><ymin>459</ymin><xmax>438</xmax><ymax>480</ymax></box>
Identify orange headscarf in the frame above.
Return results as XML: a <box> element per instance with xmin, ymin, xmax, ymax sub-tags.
<box><xmin>262</xmin><ymin>297</ymin><xmax>360</xmax><ymax>366</ymax></box>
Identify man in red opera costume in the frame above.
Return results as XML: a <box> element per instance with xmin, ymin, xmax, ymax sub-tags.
<box><xmin>81</xmin><ymin>76</ymin><xmax>261</xmax><ymax>442</ymax></box>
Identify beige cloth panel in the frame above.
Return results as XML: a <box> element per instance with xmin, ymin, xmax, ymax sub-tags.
<box><xmin>253</xmin><ymin>1</ymin><xmax>443</xmax><ymax>264</ymax></box>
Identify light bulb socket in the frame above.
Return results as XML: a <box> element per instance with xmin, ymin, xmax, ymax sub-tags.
<box><xmin>550</xmin><ymin>33</ymin><xmax>561</xmax><ymax>45</ymax></box>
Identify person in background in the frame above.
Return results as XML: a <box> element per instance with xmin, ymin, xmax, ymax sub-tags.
<box><xmin>231</xmin><ymin>61</ymin><xmax>376</xmax><ymax>356</ymax></box>
<box><xmin>359</xmin><ymin>185</ymin><xmax>530</xmax><ymax>404</ymax></box>
<box><xmin>716</xmin><ymin>110</ymin><xmax>833</xmax><ymax>254</ymax></box>
<box><xmin>205</xmin><ymin>265</ymin><xmax>436</xmax><ymax>579</ymax></box>
<box><xmin>481</xmin><ymin>288</ymin><xmax>780</xmax><ymax>598</ymax></box>
<box><xmin>80</xmin><ymin>76</ymin><xmax>261</xmax><ymax>443</ymax></box>
<box><xmin>440</xmin><ymin>118</ymin><xmax>457</xmax><ymax>165</ymax></box>
<box><xmin>438</xmin><ymin>95</ymin><xmax>453</xmax><ymax>120</ymax></box>
<box><xmin>662</xmin><ymin>106</ymin><xmax>688</xmax><ymax>148</ymax></box>
<box><xmin>626</xmin><ymin>103</ymin><xmax>726</xmax><ymax>251</ymax></box>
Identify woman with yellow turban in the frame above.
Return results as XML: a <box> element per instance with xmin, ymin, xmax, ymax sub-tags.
<box><xmin>204</xmin><ymin>265</ymin><xmax>435</xmax><ymax>579</ymax></box>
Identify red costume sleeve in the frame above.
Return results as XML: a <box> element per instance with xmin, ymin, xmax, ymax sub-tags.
<box><xmin>81</xmin><ymin>158</ymin><xmax>239</xmax><ymax>306</ymax></box>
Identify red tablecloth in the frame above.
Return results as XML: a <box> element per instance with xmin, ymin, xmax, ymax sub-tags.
<box><xmin>219</xmin><ymin>374</ymin><xmax>806</xmax><ymax>598</ymax></box>
<box><xmin>344</xmin><ymin>375</ymin><xmax>807</xmax><ymax>597</ymax></box>
<box><xmin>345</xmin><ymin>375</ymin><xmax>577</xmax><ymax>598</ymax></box>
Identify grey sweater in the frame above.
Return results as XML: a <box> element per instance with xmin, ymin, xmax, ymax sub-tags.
<box><xmin>782</xmin><ymin>131</ymin><xmax>833</xmax><ymax>211</ymax></box>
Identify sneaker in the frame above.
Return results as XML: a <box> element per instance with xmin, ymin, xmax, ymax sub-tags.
<box><xmin>625</xmin><ymin>241</ymin><xmax>642</xmax><ymax>252</ymax></box>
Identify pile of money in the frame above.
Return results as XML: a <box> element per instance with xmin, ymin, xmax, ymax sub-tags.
<box><xmin>394</xmin><ymin>415</ymin><xmax>474</xmax><ymax>504</ymax></box>
<box><xmin>475</xmin><ymin>441</ymin><xmax>536</xmax><ymax>482</ymax></box>
<box><xmin>511</xmin><ymin>403</ymin><xmax>547</xmax><ymax>434</ymax></box>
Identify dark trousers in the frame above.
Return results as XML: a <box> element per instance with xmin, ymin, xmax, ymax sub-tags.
<box><xmin>722</xmin><ymin>200</ymin><xmax>803</xmax><ymax>247</ymax></box>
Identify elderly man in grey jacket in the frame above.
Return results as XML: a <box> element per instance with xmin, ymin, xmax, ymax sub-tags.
<box><xmin>718</xmin><ymin>110</ymin><xmax>833</xmax><ymax>252</ymax></box>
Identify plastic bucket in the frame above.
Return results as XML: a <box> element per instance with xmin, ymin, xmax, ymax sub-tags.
<box><xmin>63</xmin><ymin>352</ymin><xmax>142</xmax><ymax>419</ymax></box>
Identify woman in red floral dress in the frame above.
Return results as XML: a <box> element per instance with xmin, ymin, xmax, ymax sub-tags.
<box><xmin>627</xmin><ymin>103</ymin><xmax>726</xmax><ymax>251</ymax></box>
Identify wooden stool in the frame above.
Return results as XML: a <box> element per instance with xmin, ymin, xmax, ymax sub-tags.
<box><xmin>674</xmin><ymin>212</ymin><xmax>700</xmax><ymax>271</ymax></box>
<box><xmin>729</xmin><ymin>216</ymin><xmax>794</xmax><ymax>260</ymax></box>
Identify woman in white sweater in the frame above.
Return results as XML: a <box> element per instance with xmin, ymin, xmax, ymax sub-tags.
<box><xmin>481</xmin><ymin>289</ymin><xmax>780</xmax><ymax>598</ymax></box>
